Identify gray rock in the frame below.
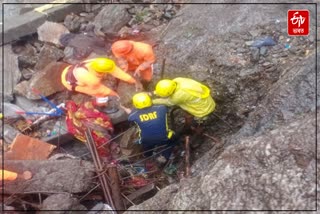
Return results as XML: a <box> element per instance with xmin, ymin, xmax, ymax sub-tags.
<box><xmin>250</xmin><ymin>47</ymin><xmax>260</xmax><ymax>63</ymax></box>
<box><xmin>37</xmin><ymin>21</ymin><xmax>70</xmax><ymax>46</ymax></box>
<box><xmin>233</xmin><ymin>53</ymin><xmax>316</xmax><ymax>139</ymax></box>
<box><xmin>3</xmin><ymin>159</ymin><xmax>95</xmax><ymax>194</ymax></box>
<box><xmin>34</xmin><ymin>44</ymin><xmax>64</xmax><ymax>71</ymax></box>
<box><xmin>92</xmin><ymin>5</ymin><xmax>131</xmax><ymax>34</ymax></box>
<box><xmin>1</xmin><ymin>45</ymin><xmax>21</xmax><ymax>100</ymax></box>
<box><xmin>20</xmin><ymin>68</ymin><xmax>34</xmax><ymax>80</ymax></box>
<box><xmin>64</xmin><ymin>13</ymin><xmax>82</xmax><ymax>32</ymax></box>
<box><xmin>14</xmin><ymin>62</ymin><xmax>69</xmax><ymax>100</ymax></box>
<box><xmin>39</xmin><ymin>193</ymin><xmax>87</xmax><ymax>213</ymax></box>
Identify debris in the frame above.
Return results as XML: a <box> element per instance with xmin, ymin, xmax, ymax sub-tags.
<box><xmin>5</xmin><ymin>134</ymin><xmax>56</xmax><ymax>160</ymax></box>
<box><xmin>125</xmin><ymin>183</ymin><xmax>155</xmax><ymax>205</ymax></box>
<box><xmin>34</xmin><ymin>44</ymin><xmax>64</xmax><ymax>71</ymax></box>
<box><xmin>107</xmin><ymin>165</ymin><xmax>125</xmax><ymax>210</ymax></box>
<box><xmin>85</xmin><ymin>129</ymin><xmax>116</xmax><ymax>209</ymax></box>
<box><xmin>251</xmin><ymin>36</ymin><xmax>276</xmax><ymax>48</ymax></box>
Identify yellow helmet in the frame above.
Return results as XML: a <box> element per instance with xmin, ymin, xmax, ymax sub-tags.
<box><xmin>155</xmin><ymin>79</ymin><xmax>177</xmax><ymax>97</ymax></box>
<box><xmin>132</xmin><ymin>92</ymin><xmax>152</xmax><ymax>109</ymax></box>
<box><xmin>90</xmin><ymin>58</ymin><xmax>115</xmax><ymax>73</ymax></box>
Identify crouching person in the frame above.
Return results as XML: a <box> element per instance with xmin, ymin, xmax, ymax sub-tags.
<box><xmin>120</xmin><ymin>92</ymin><xmax>176</xmax><ymax>165</ymax></box>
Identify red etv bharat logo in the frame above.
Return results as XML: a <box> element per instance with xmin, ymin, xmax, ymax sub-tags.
<box><xmin>287</xmin><ymin>10</ymin><xmax>309</xmax><ymax>36</ymax></box>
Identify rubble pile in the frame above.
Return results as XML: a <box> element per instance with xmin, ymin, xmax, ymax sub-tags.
<box><xmin>1</xmin><ymin>2</ymin><xmax>187</xmax><ymax>212</ymax></box>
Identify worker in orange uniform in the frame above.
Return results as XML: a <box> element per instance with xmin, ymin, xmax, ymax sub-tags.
<box><xmin>111</xmin><ymin>40</ymin><xmax>156</xmax><ymax>89</ymax></box>
<box><xmin>61</xmin><ymin>57</ymin><xmax>142</xmax><ymax>104</ymax></box>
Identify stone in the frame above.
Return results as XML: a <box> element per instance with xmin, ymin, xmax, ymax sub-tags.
<box><xmin>1</xmin><ymin>45</ymin><xmax>21</xmax><ymax>101</ymax></box>
<box><xmin>3</xmin><ymin>125</ymin><xmax>21</xmax><ymax>145</ymax></box>
<box><xmin>92</xmin><ymin>4</ymin><xmax>131</xmax><ymax>34</ymax></box>
<box><xmin>259</xmin><ymin>46</ymin><xmax>268</xmax><ymax>56</ymax></box>
<box><xmin>250</xmin><ymin>47</ymin><xmax>260</xmax><ymax>63</ymax></box>
<box><xmin>34</xmin><ymin>44</ymin><xmax>64</xmax><ymax>71</ymax></box>
<box><xmin>37</xmin><ymin>21</ymin><xmax>70</xmax><ymax>46</ymax></box>
<box><xmin>1</xmin><ymin>1</ymin><xmax>84</xmax><ymax>45</ymax></box>
<box><xmin>18</xmin><ymin>55</ymin><xmax>38</xmax><ymax>68</ymax></box>
<box><xmin>2</xmin><ymin>159</ymin><xmax>95</xmax><ymax>194</ymax></box>
<box><xmin>39</xmin><ymin>194</ymin><xmax>87</xmax><ymax>213</ymax></box>
<box><xmin>21</xmin><ymin>68</ymin><xmax>34</xmax><ymax>80</ymax></box>
<box><xmin>14</xmin><ymin>62</ymin><xmax>69</xmax><ymax>100</ymax></box>
<box><xmin>5</xmin><ymin>134</ymin><xmax>56</xmax><ymax>160</ymax></box>
<box><xmin>64</xmin><ymin>13</ymin><xmax>82</xmax><ymax>32</ymax></box>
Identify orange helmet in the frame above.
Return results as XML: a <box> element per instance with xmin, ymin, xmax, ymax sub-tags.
<box><xmin>111</xmin><ymin>40</ymin><xmax>133</xmax><ymax>56</ymax></box>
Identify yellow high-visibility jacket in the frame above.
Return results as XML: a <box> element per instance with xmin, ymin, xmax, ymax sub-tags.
<box><xmin>153</xmin><ymin>77</ymin><xmax>216</xmax><ymax>118</ymax></box>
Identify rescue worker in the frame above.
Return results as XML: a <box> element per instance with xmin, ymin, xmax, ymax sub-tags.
<box><xmin>120</xmin><ymin>92</ymin><xmax>176</xmax><ymax>164</ymax></box>
<box><xmin>61</xmin><ymin>57</ymin><xmax>142</xmax><ymax>105</ymax></box>
<box><xmin>152</xmin><ymin>77</ymin><xmax>216</xmax><ymax>120</ymax></box>
<box><xmin>111</xmin><ymin>40</ymin><xmax>155</xmax><ymax>89</ymax></box>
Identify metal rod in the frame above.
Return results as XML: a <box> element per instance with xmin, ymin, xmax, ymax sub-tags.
<box><xmin>85</xmin><ymin>129</ymin><xmax>115</xmax><ymax>209</ymax></box>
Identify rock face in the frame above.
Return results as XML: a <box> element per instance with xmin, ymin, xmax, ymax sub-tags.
<box><xmin>129</xmin><ymin>111</ymin><xmax>316</xmax><ymax>211</ymax></box>
<box><xmin>126</xmin><ymin>3</ymin><xmax>317</xmax><ymax>211</ymax></box>
<box><xmin>154</xmin><ymin>3</ymin><xmax>316</xmax><ymax>133</ymax></box>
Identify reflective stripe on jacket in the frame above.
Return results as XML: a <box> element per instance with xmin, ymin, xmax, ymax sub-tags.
<box><xmin>153</xmin><ymin>77</ymin><xmax>215</xmax><ymax>118</ymax></box>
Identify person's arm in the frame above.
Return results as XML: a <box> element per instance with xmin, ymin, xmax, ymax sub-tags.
<box><xmin>110</xmin><ymin>66</ymin><xmax>136</xmax><ymax>84</ymax></box>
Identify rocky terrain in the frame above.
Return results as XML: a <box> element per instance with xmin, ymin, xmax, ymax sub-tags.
<box><xmin>0</xmin><ymin>0</ymin><xmax>318</xmax><ymax>212</ymax></box>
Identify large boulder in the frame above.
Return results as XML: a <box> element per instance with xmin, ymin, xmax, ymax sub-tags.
<box><xmin>92</xmin><ymin>4</ymin><xmax>131</xmax><ymax>34</ymax></box>
<box><xmin>14</xmin><ymin>62</ymin><xmax>69</xmax><ymax>100</ymax></box>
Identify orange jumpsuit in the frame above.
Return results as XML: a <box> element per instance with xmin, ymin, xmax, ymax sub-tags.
<box><xmin>114</xmin><ymin>41</ymin><xmax>155</xmax><ymax>82</ymax></box>
<box><xmin>61</xmin><ymin>59</ymin><xmax>137</xmax><ymax>98</ymax></box>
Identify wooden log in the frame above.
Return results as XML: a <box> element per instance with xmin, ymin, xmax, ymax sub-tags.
<box><xmin>107</xmin><ymin>165</ymin><xmax>125</xmax><ymax>211</ymax></box>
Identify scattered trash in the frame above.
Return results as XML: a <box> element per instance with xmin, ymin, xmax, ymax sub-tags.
<box><xmin>251</xmin><ymin>36</ymin><xmax>276</xmax><ymax>48</ymax></box>
<box><xmin>284</xmin><ymin>43</ymin><xmax>291</xmax><ymax>49</ymax></box>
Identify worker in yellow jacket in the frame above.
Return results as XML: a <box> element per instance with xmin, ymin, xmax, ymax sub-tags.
<box><xmin>61</xmin><ymin>58</ymin><xmax>142</xmax><ymax>104</ymax></box>
<box><xmin>152</xmin><ymin>77</ymin><xmax>215</xmax><ymax>120</ymax></box>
